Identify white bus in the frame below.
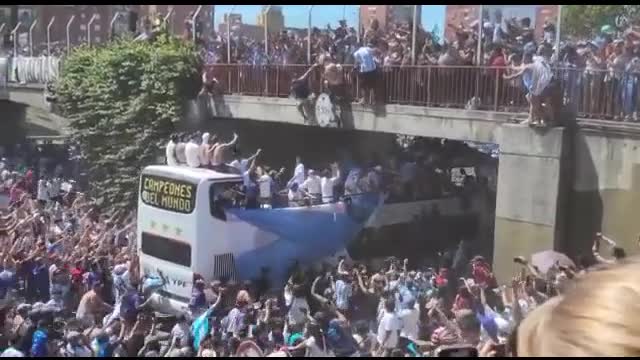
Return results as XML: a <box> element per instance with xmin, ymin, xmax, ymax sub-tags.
<box><xmin>137</xmin><ymin>165</ymin><xmax>381</xmax><ymax>313</ymax></box>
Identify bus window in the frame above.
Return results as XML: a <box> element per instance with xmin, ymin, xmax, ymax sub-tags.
<box><xmin>141</xmin><ymin>232</ymin><xmax>192</xmax><ymax>267</ymax></box>
<box><xmin>209</xmin><ymin>181</ymin><xmax>243</xmax><ymax>220</ymax></box>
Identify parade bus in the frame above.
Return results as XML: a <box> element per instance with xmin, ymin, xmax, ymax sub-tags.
<box><xmin>137</xmin><ymin>165</ymin><xmax>381</xmax><ymax>313</ymax></box>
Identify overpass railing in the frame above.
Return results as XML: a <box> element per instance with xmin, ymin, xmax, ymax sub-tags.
<box><xmin>206</xmin><ymin>64</ymin><xmax>639</xmax><ymax>121</ymax></box>
<box><xmin>4</xmin><ymin>55</ymin><xmax>62</xmax><ymax>84</ymax></box>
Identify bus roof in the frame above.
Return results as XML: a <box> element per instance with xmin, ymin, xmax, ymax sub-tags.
<box><xmin>142</xmin><ymin>165</ymin><xmax>243</xmax><ymax>184</ymax></box>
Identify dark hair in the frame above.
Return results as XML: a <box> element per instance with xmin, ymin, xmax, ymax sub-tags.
<box><xmin>384</xmin><ymin>298</ymin><xmax>395</xmax><ymax>312</ymax></box>
<box><xmin>613</xmin><ymin>247</ymin><xmax>626</xmax><ymax>260</ymax></box>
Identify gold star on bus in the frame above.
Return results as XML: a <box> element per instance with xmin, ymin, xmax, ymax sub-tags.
<box><xmin>162</xmin><ymin>223</ymin><xmax>169</xmax><ymax>232</ymax></box>
<box><xmin>150</xmin><ymin>220</ymin><xmax>157</xmax><ymax>229</ymax></box>
<box><xmin>175</xmin><ymin>227</ymin><xmax>182</xmax><ymax>236</ymax></box>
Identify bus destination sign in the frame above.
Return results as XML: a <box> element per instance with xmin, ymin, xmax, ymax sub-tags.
<box><xmin>140</xmin><ymin>174</ymin><xmax>196</xmax><ymax>214</ymax></box>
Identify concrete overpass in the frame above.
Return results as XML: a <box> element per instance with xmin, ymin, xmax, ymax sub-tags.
<box><xmin>6</xmin><ymin>85</ymin><xmax>640</xmax><ymax>281</ymax></box>
<box><xmin>196</xmin><ymin>95</ymin><xmax>640</xmax><ymax>280</ymax></box>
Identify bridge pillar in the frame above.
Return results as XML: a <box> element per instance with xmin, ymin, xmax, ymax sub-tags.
<box><xmin>493</xmin><ymin>124</ymin><xmax>569</xmax><ymax>283</ymax></box>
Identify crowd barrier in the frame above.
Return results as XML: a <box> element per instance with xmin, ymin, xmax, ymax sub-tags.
<box><xmin>7</xmin><ymin>56</ymin><xmax>62</xmax><ymax>84</ymax></box>
<box><xmin>206</xmin><ymin>64</ymin><xmax>640</xmax><ymax>121</ymax></box>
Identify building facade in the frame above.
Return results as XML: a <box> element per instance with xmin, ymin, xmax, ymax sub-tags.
<box><xmin>444</xmin><ymin>4</ymin><xmax>559</xmax><ymax>42</ymax></box>
<box><xmin>256</xmin><ymin>5</ymin><xmax>284</xmax><ymax>35</ymax></box>
<box><xmin>360</xmin><ymin>5</ymin><xmax>421</xmax><ymax>31</ymax></box>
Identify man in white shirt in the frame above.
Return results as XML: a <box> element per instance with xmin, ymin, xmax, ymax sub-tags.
<box><xmin>37</xmin><ymin>176</ymin><xmax>49</xmax><ymax>205</ymax></box>
<box><xmin>398</xmin><ymin>298</ymin><xmax>420</xmax><ymax>342</ymax></box>
<box><xmin>48</xmin><ymin>176</ymin><xmax>62</xmax><ymax>203</ymax></box>
<box><xmin>288</xmin><ymin>182</ymin><xmax>307</xmax><ymax>207</ymax></box>
<box><xmin>321</xmin><ymin>164</ymin><xmax>341</xmax><ymax>204</ymax></box>
<box><xmin>230</xmin><ymin>148</ymin><xmax>262</xmax><ymax>186</ymax></box>
<box><xmin>287</xmin><ymin>156</ymin><xmax>305</xmax><ymax>189</ymax></box>
<box><xmin>301</xmin><ymin>169</ymin><xmax>322</xmax><ymax>204</ymax></box>
<box><xmin>377</xmin><ymin>299</ymin><xmax>401</xmax><ymax>357</ymax></box>
<box><xmin>185</xmin><ymin>135</ymin><xmax>201</xmax><ymax>168</ymax></box>
<box><xmin>257</xmin><ymin>167</ymin><xmax>273</xmax><ymax>208</ymax></box>
<box><xmin>166</xmin><ymin>134</ymin><xmax>178</xmax><ymax>166</ymax></box>
<box><xmin>175</xmin><ymin>134</ymin><xmax>188</xmax><ymax>165</ymax></box>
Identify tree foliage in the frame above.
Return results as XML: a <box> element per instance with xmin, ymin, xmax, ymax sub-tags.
<box><xmin>57</xmin><ymin>34</ymin><xmax>201</xmax><ymax>210</ymax></box>
<box><xmin>562</xmin><ymin>5</ymin><xmax>640</xmax><ymax>38</ymax></box>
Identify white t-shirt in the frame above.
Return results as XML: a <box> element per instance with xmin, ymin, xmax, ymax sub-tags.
<box><xmin>289</xmin><ymin>163</ymin><xmax>305</xmax><ymax>186</ymax></box>
<box><xmin>286</xmin><ymin>296</ymin><xmax>309</xmax><ymax>326</ymax></box>
<box><xmin>321</xmin><ymin>174</ymin><xmax>339</xmax><ymax>203</ymax></box>
<box><xmin>377</xmin><ymin>311</ymin><xmax>401</xmax><ymax>349</ymax></box>
<box><xmin>258</xmin><ymin>174</ymin><xmax>273</xmax><ymax>198</ymax></box>
<box><xmin>199</xmin><ymin>134</ymin><xmax>211</xmax><ymax>166</ymax></box>
<box><xmin>171</xmin><ymin>322</ymin><xmax>189</xmax><ymax>342</ymax></box>
<box><xmin>185</xmin><ymin>141</ymin><xmax>201</xmax><ymax>168</ymax></box>
<box><xmin>398</xmin><ymin>307</ymin><xmax>420</xmax><ymax>341</ymax></box>
<box><xmin>304</xmin><ymin>336</ymin><xmax>331</xmax><ymax>357</ymax></box>
<box><xmin>175</xmin><ymin>143</ymin><xmax>187</xmax><ymax>164</ymax></box>
<box><xmin>301</xmin><ymin>175</ymin><xmax>321</xmax><ymax>195</ymax></box>
<box><xmin>37</xmin><ymin>179</ymin><xmax>49</xmax><ymax>201</ymax></box>
<box><xmin>166</xmin><ymin>140</ymin><xmax>177</xmax><ymax>166</ymax></box>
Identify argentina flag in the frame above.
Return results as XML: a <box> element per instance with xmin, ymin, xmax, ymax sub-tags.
<box><xmin>191</xmin><ymin>307</ymin><xmax>214</xmax><ymax>349</ymax></box>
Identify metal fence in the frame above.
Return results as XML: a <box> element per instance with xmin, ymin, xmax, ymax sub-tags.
<box><xmin>206</xmin><ymin>64</ymin><xmax>640</xmax><ymax>121</ymax></box>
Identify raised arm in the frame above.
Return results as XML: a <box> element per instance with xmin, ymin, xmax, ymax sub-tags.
<box><xmin>220</xmin><ymin>132</ymin><xmax>239</xmax><ymax>149</ymax></box>
<box><xmin>246</xmin><ymin>148</ymin><xmax>262</xmax><ymax>163</ymax></box>
<box><xmin>311</xmin><ymin>276</ymin><xmax>330</xmax><ymax>306</ymax></box>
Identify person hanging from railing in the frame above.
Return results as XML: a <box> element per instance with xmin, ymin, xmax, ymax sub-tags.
<box><xmin>290</xmin><ymin>63</ymin><xmax>320</xmax><ymax>123</ymax></box>
<box><xmin>353</xmin><ymin>40</ymin><xmax>380</xmax><ymax>106</ymax></box>
<box><xmin>503</xmin><ymin>51</ymin><xmax>556</xmax><ymax>127</ymax></box>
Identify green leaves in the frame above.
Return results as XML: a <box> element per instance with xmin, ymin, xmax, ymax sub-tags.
<box><xmin>57</xmin><ymin>35</ymin><xmax>202</xmax><ymax>211</ymax></box>
<box><xmin>562</xmin><ymin>5</ymin><xmax>640</xmax><ymax>38</ymax></box>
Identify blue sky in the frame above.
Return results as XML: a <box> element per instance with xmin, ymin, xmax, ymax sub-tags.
<box><xmin>213</xmin><ymin>5</ymin><xmax>446</xmax><ymax>38</ymax></box>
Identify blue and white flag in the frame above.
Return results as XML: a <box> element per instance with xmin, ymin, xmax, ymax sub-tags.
<box><xmin>191</xmin><ymin>307</ymin><xmax>214</xmax><ymax>349</ymax></box>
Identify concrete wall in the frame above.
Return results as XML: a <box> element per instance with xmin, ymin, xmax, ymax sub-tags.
<box><xmin>567</xmin><ymin>126</ymin><xmax>640</xmax><ymax>260</ymax></box>
<box><xmin>493</xmin><ymin>125</ymin><xmax>567</xmax><ymax>281</ymax></box>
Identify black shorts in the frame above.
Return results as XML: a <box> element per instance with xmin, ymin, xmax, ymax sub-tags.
<box><xmin>358</xmin><ymin>70</ymin><xmax>377</xmax><ymax>89</ymax></box>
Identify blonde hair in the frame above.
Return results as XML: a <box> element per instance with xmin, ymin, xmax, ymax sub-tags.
<box><xmin>518</xmin><ymin>261</ymin><xmax>640</xmax><ymax>356</ymax></box>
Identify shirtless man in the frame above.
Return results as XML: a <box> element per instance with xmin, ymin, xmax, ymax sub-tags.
<box><xmin>209</xmin><ymin>132</ymin><xmax>239</xmax><ymax>171</ymax></box>
<box><xmin>322</xmin><ymin>54</ymin><xmax>345</xmax><ymax>100</ymax></box>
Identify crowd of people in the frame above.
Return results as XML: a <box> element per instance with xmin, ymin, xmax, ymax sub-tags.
<box><xmin>165</xmin><ymin>131</ymin><xmax>495</xmax><ymax>210</ymax></box>
<box><xmin>0</xmin><ymin>166</ymin><xmax>634</xmax><ymax>357</ymax></box>
<box><xmin>0</xmin><ymin>135</ymin><xmax>636</xmax><ymax>358</ymax></box>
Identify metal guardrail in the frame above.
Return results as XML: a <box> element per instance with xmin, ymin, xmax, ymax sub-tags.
<box><xmin>206</xmin><ymin>64</ymin><xmax>640</xmax><ymax>122</ymax></box>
